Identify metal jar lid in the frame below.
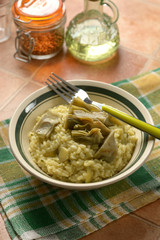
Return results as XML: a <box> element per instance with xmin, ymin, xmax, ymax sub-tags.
<box><xmin>12</xmin><ymin>0</ymin><xmax>66</xmax><ymax>28</ymax></box>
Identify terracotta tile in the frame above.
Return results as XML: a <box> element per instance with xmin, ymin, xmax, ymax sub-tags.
<box><xmin>143</xmin><ymin>59</ymin><xmax>160</xmax><ymax>72</ymax></box>
<box><xmin>134</xmin><ymin>199</ymin><xmax>160</xmax><ymax>226</ymax></box>
<box><xmin>65</xmin><ymin>0</ymin><xmax>83</xmax><ymax>26</ymax></box>
<box><xmin>0</xmin><ymin>81</ymin><xmax>43</xmax><ymax>121</ymax></box>
<box><xmin>81</xmin><ymin>214</ymin><xmax>160</xmax><ymax>240</ymax></box>
<box><xmin>33</xmin><ymin>47</ymin><xmax>147</xmax><ymax>84</ymax></box>
<box><xmin>145</xmin><ymin>0</ymin><xmax>160</xmax><ymax>5</ymax></box>
<box><xmin>155</xmin><ymin>47</ymin><xmax>160</xmax><ymax>61</ymax></box>
<box><xmin>0</xmin><ymin>70</ymin><xmax>26</xmax><ymax>110</ymax></box>
<box><xmin>113</xmin><ymin>0</ymin><xmax>160</xmax><ymax>55</ymax></box>
<box><xmin>65</xmin><ymin>0</ymin><xmax>160</xmax><ymax>55</ymax></box>
<box><xmin>0</xmin><ymin>23</ymin><xmax>46</xmax><ymax>78</ymax></box>
<box><xmin>0</xmin><ymin>1</ymin><xmax>160</xmax><ymax>239</ymax></box>
<box><xmin>0</xmin><ymin>215</ymin><xmax>11</xmax><ymax>240</ymax></box>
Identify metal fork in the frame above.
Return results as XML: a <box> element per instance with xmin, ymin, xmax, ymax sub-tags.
<box><xmin>45</xmin><ymin>73</ymin><xmax>160</xmax><ymax>139</ymax></box>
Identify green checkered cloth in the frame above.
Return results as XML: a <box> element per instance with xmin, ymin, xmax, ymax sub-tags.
<box><xmin>0</xmin><ymin>68</ymin><xmax>160</xmax><ymax>240</ymax></box>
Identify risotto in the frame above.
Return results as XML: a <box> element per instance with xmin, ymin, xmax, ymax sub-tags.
<box><xmin>28</xmin><ymin>98</ymin><xmax>137</xmax><ymax>183</ymax></box>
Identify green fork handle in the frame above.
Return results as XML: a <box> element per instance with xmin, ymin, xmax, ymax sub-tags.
<box><xmin>102</xmin><ymin>104</ymin><xmax>160</xmax><ymax>139</ymax></box>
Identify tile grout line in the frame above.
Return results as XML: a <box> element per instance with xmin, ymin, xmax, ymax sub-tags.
<box><xmin>120</xmin><ymin>45</ymin><xmax>160</xmax><ymax>60</ymax></box>
<box><xmin>0</xmin><ymin>59</ymin><xmax>48</xmax><ymax>84</ymax></box>
<box><xmin>0</xmin><ymin>79</ymin><xmax>45</xmax><ymax>112</ymax></box>
<box><xmin>0</xmin><ymin>81</ymin><xmax>30</xmax><ymax>112</ymax></box>
<box><xmin>138</xmin><ymin>44</ymin><xmax>160</xmax><ymax>74</ymax></box>
<box><xmin>29</xmin><ymin>59</ymin><xmax>48</xmax><ymax>81</ymax></box>
<box><xmin>0</xmin><ymin>44</ymin><xmax>159</xmax><ymax>112</ymax></box>
<box><xmin>0</xmin><ymin>58</ymin><xmax>47</xmax><ymax>112</ymax></box>
<box><xmin>30</xmin><ymin>79</ymin><xmax>45</xmax><ymax>87</ymax></box>
<box><xmin>139</xmin><ymin>58</ymin><xmax>154</xmax><ymax>74</ymax></box>
<box><xmin>153</xmin><ymin>44</ymin><xmax>160</xmax><ymax>61</ymax></box>
<box><xmin>131</xmin><ymin>212</ymin><xmax>160</xmax><ymax>229</ymax></box>
<box><xmin>0</xmin><ymin>67</ymin><xmax>32</xmax><ymax>83</ymax></box>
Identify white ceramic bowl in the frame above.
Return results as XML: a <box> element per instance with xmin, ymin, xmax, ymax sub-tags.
<box><xmin>9</xmin><ymin>80</ymin><xmax>155</xmax><ymax>190</ymax></box>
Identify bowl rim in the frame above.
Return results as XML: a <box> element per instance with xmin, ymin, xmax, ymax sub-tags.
<box><xmin>9</xmin><ymin>79</ymin><xmax>155</xmax><ymax>190</ymax></box>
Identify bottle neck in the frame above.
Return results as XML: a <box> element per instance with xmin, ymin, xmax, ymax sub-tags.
<box><xmin>84</xmin><ymin>0</ymin><xmax>103</xmax><ymax>16</ymax></box>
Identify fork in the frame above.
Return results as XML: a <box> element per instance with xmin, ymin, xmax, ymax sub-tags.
<box><xmin>45</xmin><ymin>73</ymin><xmax>160</xmax><ymax>139</ymax></box>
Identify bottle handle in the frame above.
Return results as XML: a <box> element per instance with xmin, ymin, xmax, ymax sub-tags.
<box><xmin>101</xmin><ymin>0</ymin><xmax>119</xmax><ymax>24</ymax></box>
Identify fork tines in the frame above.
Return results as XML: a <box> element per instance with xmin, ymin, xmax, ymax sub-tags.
<box><xmin>45</xmin><ymin>72</ymin><xmax>78</xmax><ymax>103</ymax></box>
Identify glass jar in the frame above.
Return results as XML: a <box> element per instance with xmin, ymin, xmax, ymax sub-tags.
<box><xmin>12</xmin><ymin>0</ymin><xmax>66</xmax><ymax>62</ymax></box>
<box><xmin>66</xmin><ymin>0</ymin><xmax>119</xmax><ymax>64</ymax></box>
<box><xmin>0</xmin><ymin>0</ymin><xmax>12</xmax><ymax>43</ymax></box>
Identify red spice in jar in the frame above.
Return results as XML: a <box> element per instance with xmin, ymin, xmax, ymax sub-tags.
<box><xmin>20</xmin><ymin>29</ymin><xmax>64</xmax><ymax>56</ymax></box>
<box><xmin>12</xmin><ymin>0</ymin><xmax>66</xmax><ymax>61</ymax></box>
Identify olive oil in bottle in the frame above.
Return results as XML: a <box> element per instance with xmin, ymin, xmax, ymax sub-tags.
<box><xmin>66</xmin><ymin>0</ymin><xmax>120</xmax><ymax>64</ymax></box>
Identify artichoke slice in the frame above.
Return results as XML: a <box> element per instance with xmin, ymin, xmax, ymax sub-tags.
<box><xmin>94</xmin><ymin>131</ymin><xmax>117</xmax><ymax>162</ymax></box>
<box><xmin>73</xmin><ymin>110</ymin><xmax>109</xmax><ymax>123</ymax></box>
<box><xmin>34</xmin><ymin>112</ymin><xmax>60</xmax><ymax>138</ymax></box>
<box><xmin>71</xmin><ymin>128</ymin><xmax>104</xmax><ymax>145</ymax></box>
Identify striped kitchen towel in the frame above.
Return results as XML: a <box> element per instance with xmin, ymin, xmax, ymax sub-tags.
<box><xmin>0</xmin><ymin>68</ymin><xmax>160</xmax><ymax>240</ymax></box>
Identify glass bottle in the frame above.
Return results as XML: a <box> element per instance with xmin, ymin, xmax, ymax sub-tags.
<box><xmin>65</xmin><ymin>0</ymin><xmax>119</xmax><ymax>64</ymax></box>
<box><xmin>12</xmin><ymin>0</ymin><xmax>66</xmax><ymax>62</ymax></box>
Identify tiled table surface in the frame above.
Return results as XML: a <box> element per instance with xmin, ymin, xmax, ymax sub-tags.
<box><xmin>0</xmin><ymin>0</ymin><xmax>160</xmax><ymax>239</ymax></box>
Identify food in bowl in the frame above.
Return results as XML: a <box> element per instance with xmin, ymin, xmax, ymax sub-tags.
<box><xmin>28</xmin><ymin>97</ymin><xmax>137</xmax><ymax>183</ymax></box>
<box><xmin>9</xmin><ymin>80</ymin><xmax>155</xmax><ymax>190</ymax></box>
